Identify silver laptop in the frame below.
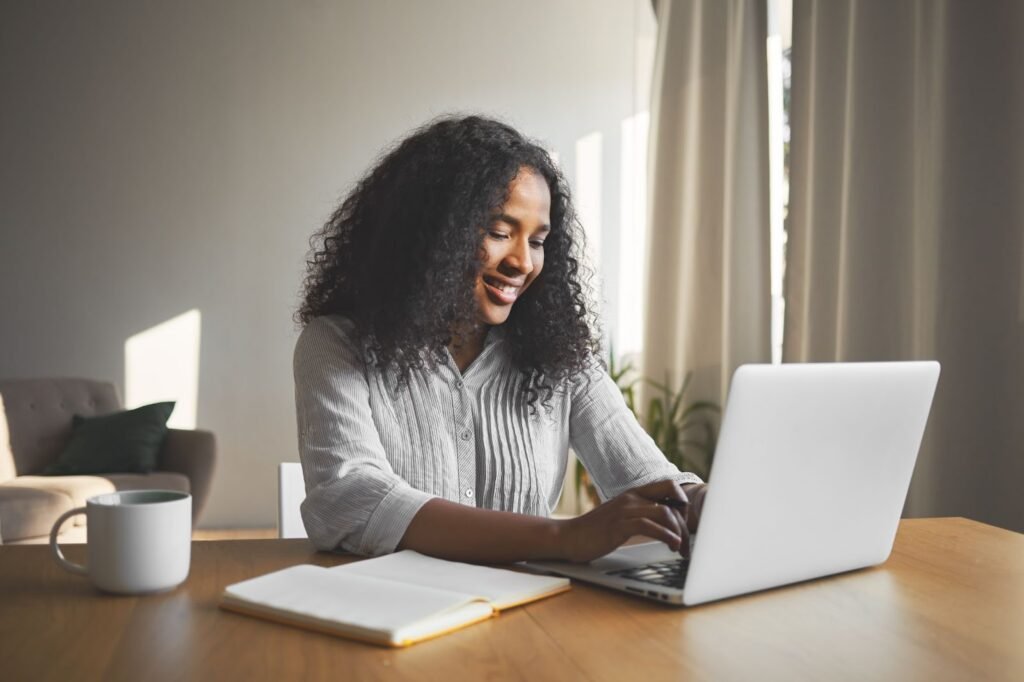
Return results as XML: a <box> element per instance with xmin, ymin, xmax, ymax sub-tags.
<box><xmin>525</xmin><ymin>361</ymin><xmax>940</xmax><ymax>606</ymax></box>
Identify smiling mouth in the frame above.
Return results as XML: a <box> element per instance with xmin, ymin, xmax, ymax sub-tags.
<box><xmin>482</xmin><ymin>275</ymin><xmax>523</xmax><ymax>305</ymax></box>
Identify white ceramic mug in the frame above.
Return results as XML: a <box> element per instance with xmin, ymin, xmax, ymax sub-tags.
<box><xmin>49</xmin><ymin>490</ymin><xmax>192</xmax><ymax>594</ymax></box>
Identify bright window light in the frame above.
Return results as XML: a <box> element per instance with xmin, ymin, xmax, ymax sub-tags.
<box><xmin>768</xmin><ymin>0</ymin><xmax>793</xmax><ymax>364</ymax></box>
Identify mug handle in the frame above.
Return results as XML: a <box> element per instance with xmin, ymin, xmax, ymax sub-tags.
<box><xmin>50</xmin><ymin>507</ymin><xmax>88</xmax><ymax>576</ymax></box>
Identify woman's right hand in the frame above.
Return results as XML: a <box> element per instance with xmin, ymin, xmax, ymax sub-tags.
<box><xmin>557</xmin><ymin>479</ymin><xmax>691</xmax><ymax>563</ymax></box>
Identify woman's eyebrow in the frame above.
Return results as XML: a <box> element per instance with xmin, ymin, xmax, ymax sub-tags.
<box><xmin>497</xmin><ymin>213</ymin><xmax>551</xmax><ymax>233</ymax></box>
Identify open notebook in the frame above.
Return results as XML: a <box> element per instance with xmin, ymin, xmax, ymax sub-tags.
<box><xmin>220</xmin><ymin>550</ymin><xmax>570</xmax><ymax>647</ymax></box>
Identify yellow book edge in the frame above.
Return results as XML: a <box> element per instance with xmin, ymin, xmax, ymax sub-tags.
<box><xmin>219</xmin><ymin>582</ymin><xmax>570</xmax><ymax>648</ymax></box>
<box><xmin>492</xmin><ymin>581</ymin><xmax>573</xmax><ymax>610</ymax></box>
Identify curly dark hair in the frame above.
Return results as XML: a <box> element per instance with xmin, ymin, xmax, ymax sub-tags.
<box><xmin>298</xmin><ymin>114</ymin><xmax>600</xmax><ymax>409</ymax></box>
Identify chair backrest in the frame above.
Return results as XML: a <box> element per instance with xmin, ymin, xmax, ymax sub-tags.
<box><xmin>0</xmin><ymin>378</ymin><xmax>121</xmax><ymax>476</ymax></box>
<box><xmin>277</xmin><ymin>462</ymin><xmax>307</xmax><ymax>539</ymax></box>
<box><xmin>0</xmin><ymin>393</ymin><xmax>13</xmax><ymax>482</ymax></box>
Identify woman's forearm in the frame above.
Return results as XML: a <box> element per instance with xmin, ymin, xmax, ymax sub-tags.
<box><xmin>396</xmin><ymin>479</ymin><xmax>704</xmax><ymax>564</ymax></box>
<box><xmin>397</xmin><ymin>498</ymin><xmax>567</xmax><ymax>563</ymax></box>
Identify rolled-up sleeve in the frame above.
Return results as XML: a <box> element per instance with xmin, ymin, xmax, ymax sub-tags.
<box><xmin>294</xmin><ymin>317</ymin><xmax>434</xmax><ymax>555</ymax></box>
<box><xmin>569</xmin><ymin>365</ymin><xmax>703</xmax><ymax>501</ymax></box>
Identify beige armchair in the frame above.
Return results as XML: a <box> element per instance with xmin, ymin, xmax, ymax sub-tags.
<box><xmin>0</xmin><ymin>378</ymin><xmax>215</xmax><ymax>544</ymax></box>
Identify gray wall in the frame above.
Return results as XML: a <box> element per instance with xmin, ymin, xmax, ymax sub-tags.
<box><xmin>0</xmin><ymin>1</ymin><xmax>654</xmax><ymax>527</ymax></box>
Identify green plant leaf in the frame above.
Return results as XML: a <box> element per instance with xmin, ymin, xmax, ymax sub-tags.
<box><xmin>680</xmin><ymin>400</ymin><xmax>722</xmax><ymax>419</ymax></box>
<box><xmin>605</xmin><ymin>353</ymin><xmax>723</xmax><ymax>491</ymax></box>
<box><xmin>624</xmin><ymin>386</ymin><xmax>636</xmax><ymax>413</ymax></box>
<box><xmin>668</xmin><ymin>372</ymin><xmax>693</xmax><ymax>420</ymax></box>
<box><xmin>648</xmin><ymin>398</ymin><xmax>664</xmax><ymax>442</ymax></box>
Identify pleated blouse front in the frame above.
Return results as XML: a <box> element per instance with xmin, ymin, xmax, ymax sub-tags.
<box><xmin>293</xmin><ymin>315</ymin><xmax>701</xmax><ymax>556</ymax></box>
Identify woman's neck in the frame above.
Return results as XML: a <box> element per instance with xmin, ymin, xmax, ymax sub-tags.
<box><xmin>448</xmin><ymin>323</ymin><xmax>489</xmax><ymax>373</ymax></box>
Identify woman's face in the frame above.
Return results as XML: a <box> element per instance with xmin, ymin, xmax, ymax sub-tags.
<box><xmin>474</xmin><ymin>167</ymin><xmax>551</xmax><ymax>326</ymax></box>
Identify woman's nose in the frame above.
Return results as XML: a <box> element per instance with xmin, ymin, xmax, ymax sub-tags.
<box><xmin>505</xmin><ymin>238</ymin><xmax>534</xmax><ymax>274</ymax></box>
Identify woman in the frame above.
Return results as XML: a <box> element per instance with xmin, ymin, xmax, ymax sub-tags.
<box><xmin>295</xmin><ymin>115</ymin><xmax>706</xmax><ymax>563</ymax></box>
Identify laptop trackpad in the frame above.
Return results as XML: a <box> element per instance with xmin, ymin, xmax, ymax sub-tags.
<box><xmin>591</xmin><ymin>541</ymin><xmax>689</xmax><ymax>571</ymax></box>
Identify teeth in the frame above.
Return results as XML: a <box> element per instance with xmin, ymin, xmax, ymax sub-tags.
<box><xmin>485</xmin><ymin>278</ymin><xmax>519</xmax><ymax>295</ymax></box>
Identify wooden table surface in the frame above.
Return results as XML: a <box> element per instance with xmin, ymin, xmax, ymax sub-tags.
<box><xmin>1</xmin><ymin>517</ymin><xmax>1022</xmax><ymax>681</ymax></box>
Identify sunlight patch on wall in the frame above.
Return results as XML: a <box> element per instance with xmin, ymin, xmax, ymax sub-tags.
<box><xmin>124</xmin><ymin>309</ymin><xmax>201</xmax><ymax>429</ymax></box>
<box><xmin>616</xmin><ymin>111</ymin><xmax>650</xmax><ymax>359</ymax></box>
<box><xmin>574</xmin><ymin>131</ymin><xmax>604</xmax><ymax>281</ymax></box>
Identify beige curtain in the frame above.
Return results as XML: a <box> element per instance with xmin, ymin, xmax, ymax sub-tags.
<box><xmin>785</xmin><ymin>0</ymin><xmax>1024</xmax><ymax>531</ymax></box>
<box><xmin>643</xmin><ymin>0</ymin><xmax>772</xmax><ymax>413</ymax></box>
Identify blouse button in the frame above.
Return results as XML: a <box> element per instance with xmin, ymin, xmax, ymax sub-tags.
<box><xmin>464</xmin><ymin>489</ymin><xmax>474</xmax><ymax>498</ymax></box>
<box><xmin>455</xmin><ymin>379</ymin><xmax>464</xmax><ymax>389</ymax></box>
<box><xmin>460</xmin><ymin>430</ymin><xmax>472</xmax><ymax>441</ymax></box>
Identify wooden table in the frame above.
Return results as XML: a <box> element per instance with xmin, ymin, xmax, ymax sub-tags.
<box><xmin>1</xmin><ymin>518</ymin><xmax>1021</xmax><ymax>681</ymax></box>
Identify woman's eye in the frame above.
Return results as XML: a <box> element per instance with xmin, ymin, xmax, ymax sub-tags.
<box><xmin>530</xmin><ymin>241</ymin><xmax>545</xmax><ymax>249</ymax></box>
<box><xmin>488</xmin><ymin>231</ymin><xmax>510</xmax><ymax>240</ymax></box>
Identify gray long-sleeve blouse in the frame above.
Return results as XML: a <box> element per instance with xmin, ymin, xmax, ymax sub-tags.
<box><xmin>293</xmin><ymin>315</ymin><xmax>702</xmax><ymax>555</ymax></box>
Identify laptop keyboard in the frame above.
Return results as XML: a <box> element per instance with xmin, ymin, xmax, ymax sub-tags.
<box><xmin>606</xmin><ymin>558</ymin><xmax>690</xmax><ymax>590</ymax></box>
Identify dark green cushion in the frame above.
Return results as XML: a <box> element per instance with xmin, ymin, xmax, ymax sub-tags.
<box><xmin>43</xmin><ymin>402</ymin><xmax>176</xmax><ymax>475</ymax></box>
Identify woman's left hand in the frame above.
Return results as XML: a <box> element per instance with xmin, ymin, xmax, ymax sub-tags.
<box><xmin>680</xmin><ymin>483</ymin><xmax>707</xmax><ymax>534</ymax></box>
<box><xmin>626</xmin><ymin>479</ymin><xmax>708</xmax><ymax>558</ymax></box>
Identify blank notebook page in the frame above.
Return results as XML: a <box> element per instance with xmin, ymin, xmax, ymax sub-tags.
<box><xmin>223</xmin><ymin>565</ymin><xmax>492</xmax><ymax>643</ymax></box>
<box><xmin>332</xmin><ymin>550</ymin><xmax>570</xmax><ymax>609</ymax></box>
